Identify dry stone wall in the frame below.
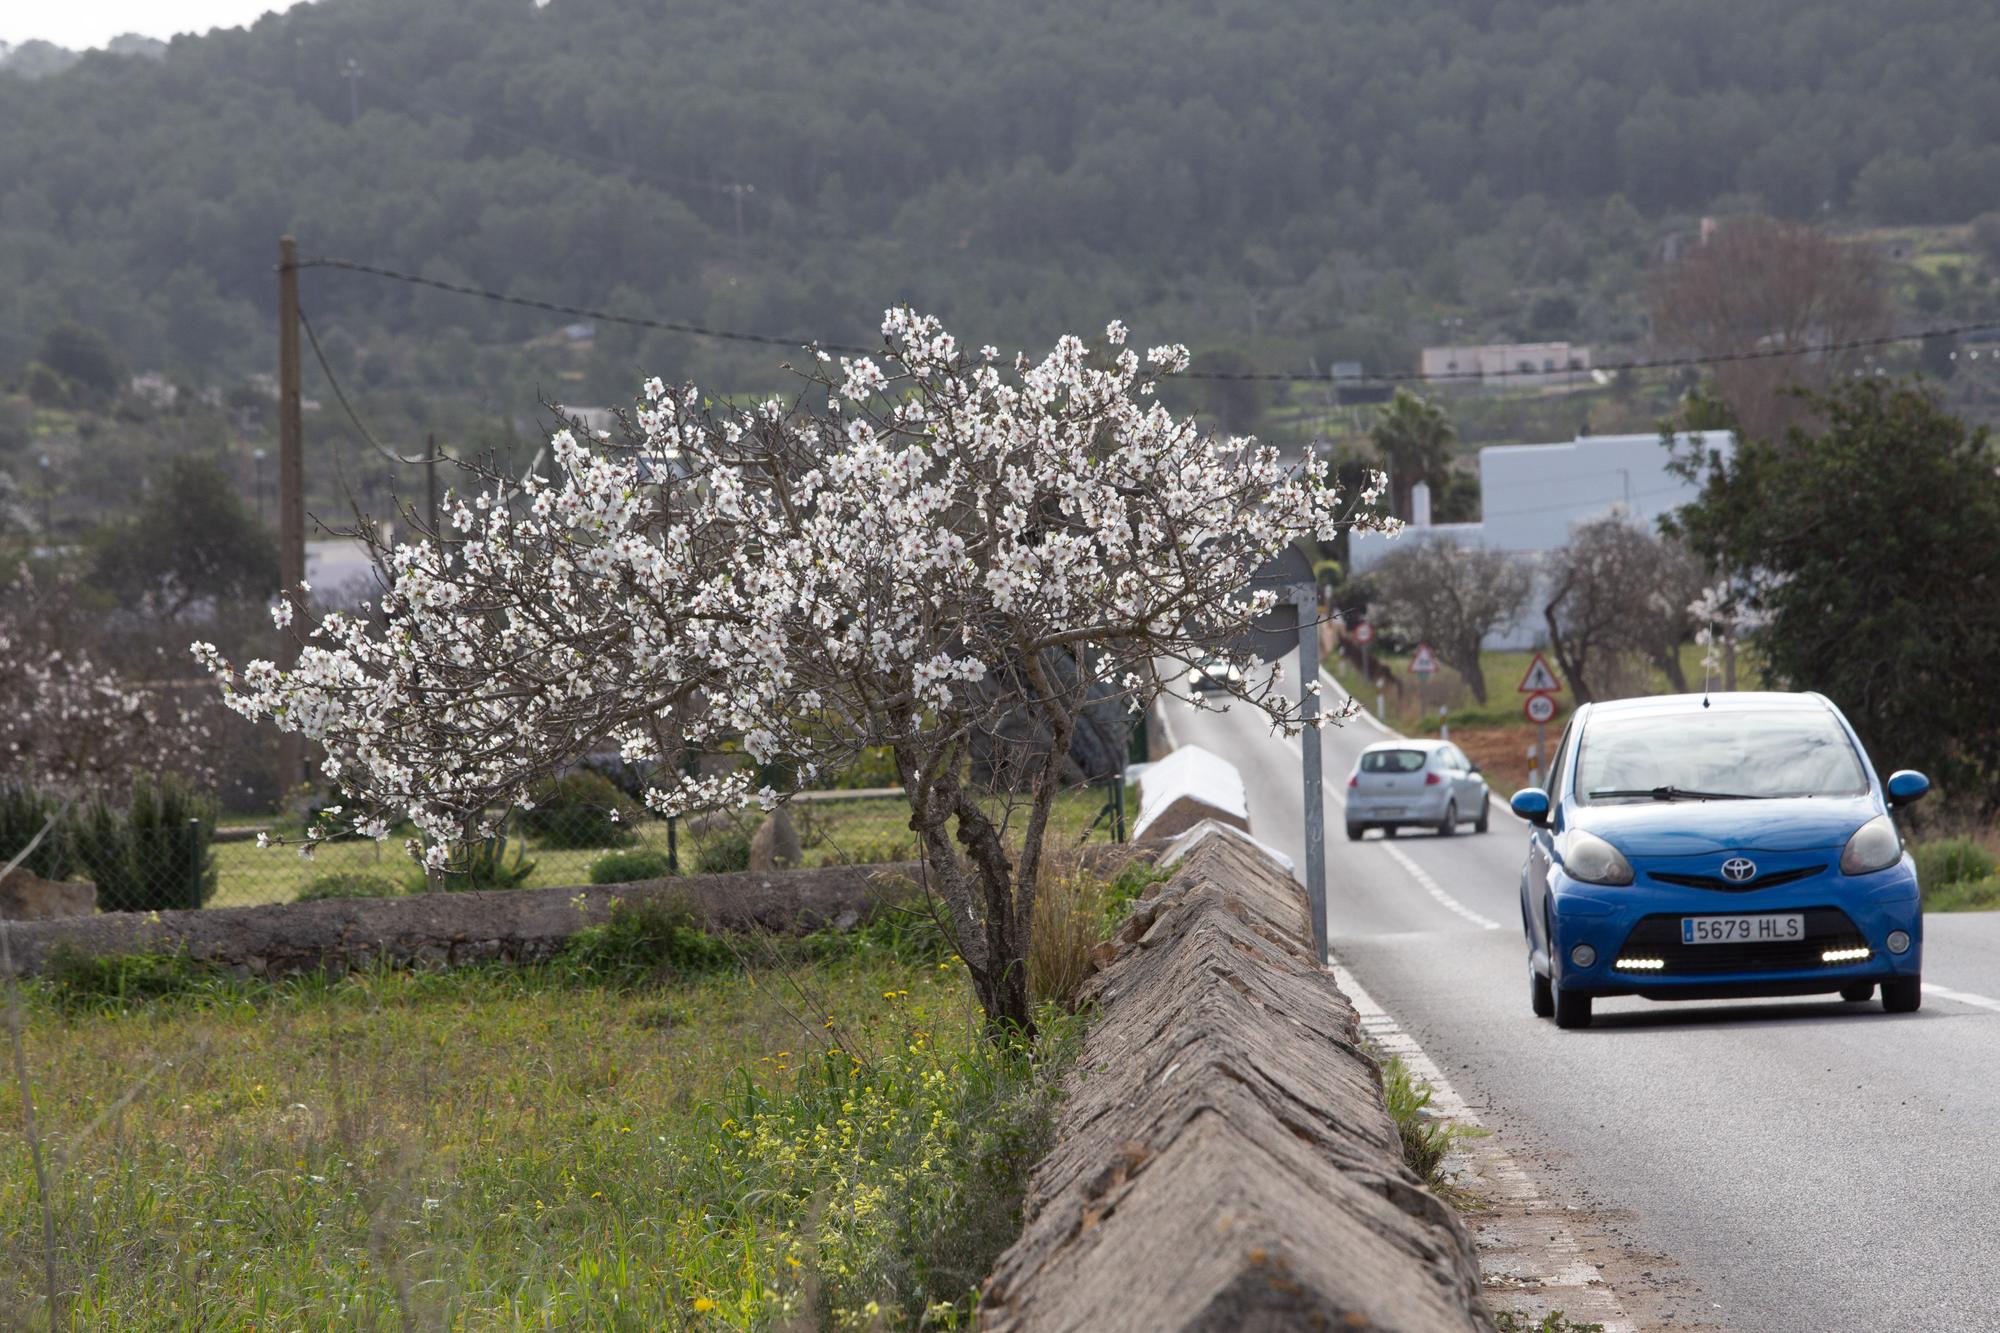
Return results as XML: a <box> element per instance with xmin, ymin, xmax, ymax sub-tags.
<box><xmin>0</xmin><ymin>863</ymin><xmax>905</xmax><ymax>978</ymax></box>
<box><xmin>982</xmin><ymin>824</ymin><xmax>1495</xmax><ymax>1332</ymax></box>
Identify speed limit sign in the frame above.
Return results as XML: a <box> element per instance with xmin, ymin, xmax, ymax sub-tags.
<box><xmin>1524</xmin><ymin>692</ymin><xmax>1557</xmax><ymax>725</ymax></box>
<box><xmin>1352</xmin><ymin>621</ymin><xmax>1374</xmax><ymax>645</ymax></box>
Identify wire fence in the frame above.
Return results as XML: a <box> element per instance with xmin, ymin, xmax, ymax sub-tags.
<box><xmin>9</xmin><ymin>781</ymin><xmax>1132</xmax><ymax>915</ymax></box>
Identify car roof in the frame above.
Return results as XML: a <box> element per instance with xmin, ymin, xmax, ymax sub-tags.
<box><xmin>1360</xmin><ymin>738</ymin><xmax>1449</xmax><ymax>752</ymax></box>
<box><xmin>1582</xmin><ymin>690</ymin><xmax>1831</xmax><ymax>718</ymax></box>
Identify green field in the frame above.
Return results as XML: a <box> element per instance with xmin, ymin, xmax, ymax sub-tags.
<box><xmin>207</xmin><ymin>789</ymin><xmax>1117</xmax><ymax>909</ymax></box>
<box><xmin>0</xmin><ymin>925</ymin><xmax>1071</xmax><ymax>1329</ymax></box>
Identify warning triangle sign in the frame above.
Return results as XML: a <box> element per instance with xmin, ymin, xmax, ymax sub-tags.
<box><xmin>1410</xmin><ymin>644</ymin><xmax>1439</xmax><ymax>676</ymax></box>
<box><xmin>1518</xmin><ymin>653</ymin><xmax>1562</xmax><ymax>694</ymax></box>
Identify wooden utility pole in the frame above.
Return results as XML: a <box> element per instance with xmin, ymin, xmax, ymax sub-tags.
<box><xmin>277</xmin><ymin>236</ymin><xmax>307</xmax><ymax>796</ymax></box>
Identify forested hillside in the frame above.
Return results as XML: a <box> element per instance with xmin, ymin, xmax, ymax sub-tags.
<box><xmin>4</xmin><ymin>0</ymin><xmax>2000</xmax><ymax>407</ymax></box>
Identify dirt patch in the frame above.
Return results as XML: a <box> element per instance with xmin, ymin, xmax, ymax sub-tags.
<box><xmin>1451</xmin><ymin>725</ymin><xmax>1550</xmax><ymax>796</ymax></box>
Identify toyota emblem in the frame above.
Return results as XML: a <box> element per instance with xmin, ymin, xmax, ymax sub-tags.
<box><xmin>1720</xmin><ymin>857</ymin><xmax>1758</xmax><ymax>883</ymax></box>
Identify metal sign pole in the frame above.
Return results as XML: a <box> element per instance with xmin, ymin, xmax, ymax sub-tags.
<box><xmin>1294</xmin><ymin>584</ymin><xmax>1328</xmax><ymax>967</ymax></box>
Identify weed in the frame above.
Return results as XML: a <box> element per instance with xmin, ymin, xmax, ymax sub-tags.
<box><xmin>1495</xmin><ymin>1311</ymin><xmax>1606</xmax><ymax>1332</ymax></box>
<box><xmin>1380</xmin><ymin>1054</ymin><xmax>1461</xmax><ymax>1188</ymax></box>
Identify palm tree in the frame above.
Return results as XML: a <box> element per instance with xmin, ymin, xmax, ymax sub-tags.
<box><xmin>1369</xmin><ymin>388</ymin><xmax>1456</xmax><ymax>521</ymax></box>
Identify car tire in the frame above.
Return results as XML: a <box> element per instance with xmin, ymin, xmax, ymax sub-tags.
<box><xmin>1473</xmin><ymin>794</ymin><xmax>1490</xmax><ymax>834</ymax></box>
<box><xmin>1531</xmin><ymin>967</ymin><xmax>1554</xmax><ymax>1018</ymax></box>
<box><xmin>1554</xmin><ymin>987</ymin><xmax>1593</xmax><ymax>1029</ymax></box>
<box><xmin>1840</xmin><ymin>983</ymin><xmax>1875</xmax><ymax>1003</ymax></box>
<box><xmin>1437</xmin><ymin>801</ymin><xmax>1457</xmax><ymax>837</ymax></box>
<box><xmin>1345</xmin><ymin>824</ymin><xmax>1364</xmax><ymax>842</ymax></box>
<box><xmin>1383</xmin><ymin>825</ymin><xmax>1399</xmax><ymax>839</ymax></box>
<box><xmin>1882</xmin><ymin>975</ymin><xmax>1922</xmax><ymax>1013</ymax></box>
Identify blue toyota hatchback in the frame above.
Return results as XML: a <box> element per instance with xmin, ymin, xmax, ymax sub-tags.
<box><xmin>1511</xmin><ymin>692</ymin><xmax>1928</xmax><ymax>1029</ymax></box>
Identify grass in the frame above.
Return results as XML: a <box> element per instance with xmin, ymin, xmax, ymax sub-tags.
<box><xmin>202</xmin><ymin>788</ymin><xmax>1115</xmax><ymax>909</ymax></box>
<box><xmin>0</xmin><ymin>917</ymin><xmax>1079</xmax><ymax>1329</ymax></box>
<box><xmin>1913</xmin><ymin>832</ymin><xmax>2000</xmax><ymax>913</ymax></box>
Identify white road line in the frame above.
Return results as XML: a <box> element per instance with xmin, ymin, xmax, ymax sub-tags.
<box><xmin>1330</xmin><ymin>961</ymin><xmax>1635</xmax><ymax>1331</ymax></box>
<box><xmin>1922</xmin><ymin>982</ymin><xmax>2000</xmax><ymax>1014</ymax></box>
<box><xmin>1376</xmin><ymin>840</ymin><xmax>1504</xmax><ymax>931</ymax></box>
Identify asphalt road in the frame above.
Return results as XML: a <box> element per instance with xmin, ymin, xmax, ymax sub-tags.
<box><xmin>1165</xmin><ymin>682</ymin><xmax>2000</xmax><ymax>1333</ymax></box>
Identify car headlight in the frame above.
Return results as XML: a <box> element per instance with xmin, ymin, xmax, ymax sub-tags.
<box><xmin>1841</xmin><ymin>814</ymin><xmax>1902</xmax><ymax>875</ymax></box>
<box><xmin>1562</xmin><ymin>830</ymin><xmax>1634</xmax><ymax>886</ymax></box>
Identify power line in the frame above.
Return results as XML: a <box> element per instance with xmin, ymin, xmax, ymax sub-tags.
<box><xmin>286</xmin><ymin>253</ymin><xmax>2000</xmax><ymax>385</ymax></box>
<box><xmin>291</xmin><ymin>256</ymin><xmax>875</xmax><ymax>354</ymax></box>
<box><xmin>297</xmin><ymin>304</ymin><xmax>429</xmax><ymax>465</ymax></box>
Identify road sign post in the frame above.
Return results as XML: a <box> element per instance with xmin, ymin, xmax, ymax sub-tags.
<box><xmin>1293</xmin><ymin>584</ymin><xmax>1328</xmax><ymax>967</ymax></box>
<box><xmin>1523</xmin><ymin>691</ymin><xmax>1557</xmax><ymax>786</ymax></box>
<box><xmin>1410</xmin><ymin>642</ymin><xmax>1438</xmax><ymax>723</ymax></box>
<box><xmin>1353</xmin><ymin>620</ymin><xmax>1374</xmax><ymax>694</ymax></box>
<box><xmin>1517</xmin><ymin>652</ymin><xmax>1562</xmax><ymax>696</ymax></box>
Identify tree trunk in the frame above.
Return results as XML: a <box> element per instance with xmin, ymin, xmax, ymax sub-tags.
<box><xmin>1656</xmin><ymin>647</ymin><xmax>1688</xmax><ymax>693</ymax></box>
<box><xmin>1543</xmin><ymin>599</ymin><xmax>1594</xmax><ymax>703</ymax></box>
<box><xmin>1458</xmin><ymin>642</ymin><xmax>1489</xmax><ymax>704</ymax></box>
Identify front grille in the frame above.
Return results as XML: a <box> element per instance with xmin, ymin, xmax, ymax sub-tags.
<box><xmin>1615</xmin><ymin>908</ymin><xmax>1867</xmax><ymax>975</ymax></box>
<box><xmin>1648</xmin><ymin>864</ymin><xmax>1828</xmax><ymax>893</ymax></box>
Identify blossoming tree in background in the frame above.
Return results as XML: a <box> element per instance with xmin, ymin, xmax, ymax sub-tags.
<box><xmin>2</xmin><ymin>565</ymin><xmax>215</xmax><ymax>791</ymax></box>
<box><xmin>197</xmin><ymin>311</ymin><xmax>1392</xmax><ymax>1032</ymax></box>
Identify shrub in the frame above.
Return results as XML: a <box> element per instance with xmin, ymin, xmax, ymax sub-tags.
<box><xmin>0</xmin><ymin>776</ymin><xmax>78</xmax><ymax>880</ymax></box>
<box><xmin>72</xmin><ymin>773</ymin><xmax>217</xmax><ymax>912</ymax></box>
<box><xmin>693</xmin><ymin>824</ymin><xmax>753</xmax><ymax>874</ymax></box>
<box><xmin>588</xmin><ymin>848</ymin><xmax>676</xmax><ymax>884</ymax></box>
<box><xmin>296</xmin><ymin>871</ymin><xmax>404</xmax><ymax>902</ymax></box>
<box><xmin>560</xmin><ymin>897</ymin><xmax>733</xmax><ymax>984</ymax></box>
<box><xmin>412</xmin><ymin>831</ymin><xmax>537</xmax><ymax>892</ymax></box>
<box><xmin>1913</xmin><ymin>837</ymin><xmax>1997</xmax><ymax>891</ymax></box>
<box><xmin>517</xmin><ymin>771</ymin><xmax>641</xmax><ymax>849</ymax></box>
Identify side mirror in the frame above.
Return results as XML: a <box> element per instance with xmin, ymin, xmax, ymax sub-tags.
<box><xmin>1510</xmin><ymin>787</ymin><xmax>1552</xmax><ymax>826</ymax></box>
<box><xmin>1885</xmin><ymin>770</ymin><xmax>1930</xmax><ymax>807</ymax></box>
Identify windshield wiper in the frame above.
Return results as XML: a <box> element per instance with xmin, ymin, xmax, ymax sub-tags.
<box><xmin>1588</xmin><ymin>785</ymin><xmax>1761</xmax><ymax>802</ymax></box>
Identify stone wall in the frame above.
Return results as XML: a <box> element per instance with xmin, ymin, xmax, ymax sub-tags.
<box><xmin>0</xmin><ymin>863</ymin><xmax>912</xmax><ymax>978</ymax></box>
<box><xmin>981</xmin><ymin>824</ymin><xmax>1495</xmax><ymax>1332</ymax></box>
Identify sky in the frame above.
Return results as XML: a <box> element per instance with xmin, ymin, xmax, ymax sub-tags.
<box><xmin>0</xmin><ymin>1</ymin><xmax>307</xmax><ymax>50</ymax></box>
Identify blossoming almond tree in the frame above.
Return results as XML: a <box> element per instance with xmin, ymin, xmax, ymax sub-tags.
<box><xmin>196</xmin><ymin>311</ymin><xmax>1391</xmax><ymax>1033</ymax></box>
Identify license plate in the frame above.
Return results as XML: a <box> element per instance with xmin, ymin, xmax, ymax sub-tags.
<box><xmin>1681</xmin><ymin>913</ymin><xmax>1805</xmax><ymax>945</ymax></box>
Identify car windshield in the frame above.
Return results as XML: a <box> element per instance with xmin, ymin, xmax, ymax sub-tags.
<box><xmin>1576</xmin><ymin>708</ymin><xmax>1869</xmax><ymax>803</ymax></box>
<box><xmin>1361</xmin><ymin>748</ymin><xmax>1428</xmax><ymax>774</ymax></box>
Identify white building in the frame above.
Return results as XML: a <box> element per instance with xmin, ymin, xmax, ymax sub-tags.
<box><xmin>1419</xmin><ymin>341</ymin><xmax>1591</xmax><ymax>387</ymax></box>
<box><xmin>1349</xmin><ymin>430</ymin><xmax>1733</xmax><ymax>649</ymax></box>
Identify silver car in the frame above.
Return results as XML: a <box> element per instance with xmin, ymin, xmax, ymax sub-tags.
<box><xmin>1344</xmin><ymin>739</ymin><xmax>1491</xmax><ymax>840</ymax></box>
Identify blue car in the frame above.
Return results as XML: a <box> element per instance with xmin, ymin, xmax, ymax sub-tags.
<box><xmin>1510</xmin><ymin>691</ymin><xmax>1928</xmax><ymax>1029</ymax></box>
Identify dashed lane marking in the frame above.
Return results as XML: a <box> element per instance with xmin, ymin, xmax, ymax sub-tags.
<box><xmin>1375</xmin><ymin>839</ymin><xmax>1505</xmax><ymax>931</ymax></box>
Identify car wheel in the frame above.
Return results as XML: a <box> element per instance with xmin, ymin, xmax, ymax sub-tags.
<box><xmin>1882</xmin><ymin>975</ymin><xmax>1922</xmax><ymax>1013</ymax></box>
<box><xmin>1473</xmin><ymin>793</ymin><xmax>1490</xmax><ymax>834</ymax></box>
<box><xmin>1554</xmin><ymin>987</ymin><xmax>1593</xmax><ymax>1029</ymax></box>
<box><xmin>1383</xmin><ymin>825</ymin><xmax>1399</xmax><ymax>839</ymax></box>
<box><xmin>1437</xmin><ymin>801</ymin><xmax>1457</xmax><ymax>837</ymax></box>
<box><xmin>1531</xmin><ymin>966</ymin><xmax>1554</xmax><ymax>1018</ymax></box>
<box><xmin>1345</xmin><ymin>823</ymin><xmax>1364</xmax><ymax>842</ymax></box>
<box><xmin>1840</xmin><ymin>983</ymin><xmax>1875</xmax><ymax>1003</ymax></box>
